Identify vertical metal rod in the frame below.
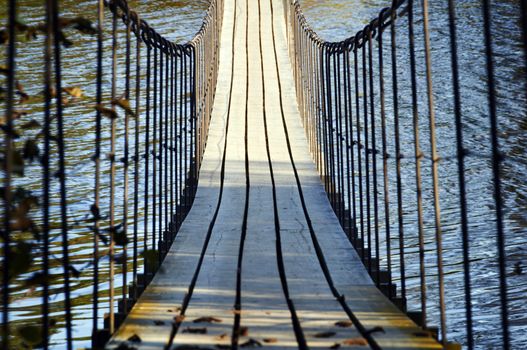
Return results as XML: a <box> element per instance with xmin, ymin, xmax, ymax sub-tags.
<box><xmin>390</xmin><ymin>4</ymin><xmax>407</xmax><ymax>306</ymax></box>
<box><xmin>132</xmin><ymin>13</ymin><xmax>141</xmax><ymax>300</ymax></box>
<box><xmin>345</xmin><ymin>48</ymin><xmax>358</xmax><ymax>243</ymax></box>
<box><xmin>362</xmin><ymin>31</ymin><xmax>372</xmax><ymax>273</ymax></box>
<box><xmin>342</xmin><ymin>48</ymin><xmax>353</xmax><ymax>239</ymax></box>
<box><xmin>367</xmin><ymin>27</ymin><xmax>380</xmax><ymax>285</ymax></box>
<box><xmin>92</xmin><ymin>0</ymin><xmax>104</xmax><ymax>334</ymax></box>
<box><xmin>421</xmin><ymin>0</ymin><xmax>446</xmax><ymax>341</ymax></box>
<box><xmin>183</xmin><ymin>52</ymin><xmax>189</xmax><ymax>210</ymax></box>
<box><xmin>152</xmin><ymin>42</ymin><xmax>158</xmax><ymax>259</ymax></box>
<box><xmin>42</xmin><ymin>0</ymin><xmax>53</xmax><ymax>346</ymax></box>
<box><xmin>170</xmin><ymin>49</ymin><xmax>175</xmax><ymax>236</ymax></box>
<box><xmin>178</xmin><ymin>53</ymin><xmax>184</xmax><ymax>226</ymax></box>
<box><xmin>144</xmin><ymin>36</ymin><xmax>152</xmax><ymax>266</ymax></box>
<box><xmin>108</xmin><ymin>2</ymin><xmax>118</xmax><ymax>334</ymax></box>
<box><xmin>353</xmin><ymin>41</ymin><xmax>365</xmax><ymax>257</ymax></box>
<box><xmin>481</xmin><ymin>0</ymin><xmax>510</xmax><ymax>346</ymax></box>
<box><xmin>51</xmin><ymin>0</ymin><xmax>73</xmax><ymax>346</ymax></box>
<box><xmin>122</xmin><ymin>3</ymin><xmax>132</xmax><ymax>313</ymax></box>
<box><xmin>1</xmin><ymin>0</ymin><xmax>16</xmax><ymax>346</ymax></box>
<box><xmin>408</xmin><ymin>0</ymin><xmax>426</xmax><ymax>324</ymax></box>
<box><xmin>332</xmin><ymin>51</ymin><xmax>342</xmax><ymax>219</ymax></box>
<box><xmin>447</xmin><ymin>0</ymin><xmax>473</xmax><ymax>346</ymax></box>
<box><xmin>165</xmin><ymin>44</ymin><xmax>170</xmax><ymax>236</ymax></box>
<box><xmin>377</xmin><ymin>9</ymin><xmax>393</xmax><ymax>297</ymax></box>
<box><xmin>158</xmin><ymin>46</ymin><xmax>164</xmax><ymax>258</ymax></box>
<box><xmin>327</xmin><ymin>49</ymin><xmax>336</xmax><ymax>207</ymax></box>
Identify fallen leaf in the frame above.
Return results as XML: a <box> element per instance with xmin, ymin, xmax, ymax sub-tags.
<box><xmin>313</xmin><ymin>331</ymin><xmax>336</xmax><ymax>338</ymax></box>
<box><xmin>342</xmin><ymin>338</ymin><xmax>368</xmax><ymax>346</ymax></box>
<box><xmin>263</xmin><ymin>338</ymin><xmax>277</xmax><ymax>343</ymax></box>
<box><xmin>182</xmin><ymin>327</ymin><xmax>207</xmax><ymax>334</ymax></box>
<box><xmin>174</xmin><ymin>315</ymin><xmax>186</xmax><ymax>324</ymax></box>
<box><xmin>193</xmin><ymin>316</ymin><xmax>222</xmax><ymax>324</ymax></box>
<box><xmin>235</xmin><ymin>326</ymin><xmax>248</xmax><ymax>337</ymax></box>
<box><xmin>334</xmin><ymin>320</ymin><xmax>353</xmax><ymax>328</ymax></box>
<box><xmin>215</xmin><ymin>333</ymin><xmax>228</xmax><ymax>341</ymax></box>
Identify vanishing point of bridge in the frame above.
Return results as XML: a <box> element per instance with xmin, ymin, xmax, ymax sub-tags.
<box><xmin>1</xmin><ymin>0</ymin><xmax>522</xmax><ymax>349</ymax></box>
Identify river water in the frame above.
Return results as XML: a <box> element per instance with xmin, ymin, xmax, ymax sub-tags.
<box><xmin>1</xmin><ymin>0</ymin><xmax>525</xmax><ymax>349</ymax></box>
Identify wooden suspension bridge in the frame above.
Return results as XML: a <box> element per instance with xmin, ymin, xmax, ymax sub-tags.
<box><xmin>106</xmin><ymin>0</ymin><xmax>440</xmax><ymax>348</ymax></box>
<box><xmin>1</xmin><ymin>0</ymin><xmax>523</xmax><ymax>348</ymax></box>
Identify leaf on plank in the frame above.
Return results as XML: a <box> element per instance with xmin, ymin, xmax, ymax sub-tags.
<box><xmin>182</xmin><ymin>327</ymin><xmax>207</xmax><ymax>334</ymax></box>
<box><xmin>334</xmin><ymin>320</ymin><xmax>353</xmax><ymax>328</ymax></box>
<box><xmin>174</xmin><ymin>315</ymin><xmax>186</xmax><ymax>324</ymax></box>
<box><xmin>193</xmin><ymin>316</ymin><xmax>222</xmax><ymax>324</ymax></box>
<box><xmin>313</xmin><ymin>331</ymin><xmax>336</xmax><ymax>338</ymax></box>
<box><xmin>262</xmin><ymin>338</ymin><xmax>277</xmax><ymax>344</ymax></box>
<box><xmin>342</xmin><ymin>338</ymin><xmax>368</xmax><ymax>346</ymax></box>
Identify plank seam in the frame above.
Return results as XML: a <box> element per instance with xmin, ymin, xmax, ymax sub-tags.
<box><xmin>231</xmin><ymin>0</ymin><xmax>251</xmax><ymax>346</ymax></box>
<box><xmin>258</xmin><ymin>0</ymin><xmax>309</xmax><ymax>348</ymax></box>
<box><xmin>268</xmin><ymin>1</ymin><xmax>381</xmax><ymax>348</ymax></box>
<box><xmin>165</xmin><ymin>1</ymin><xmax>240</xmax><ymax>347</ymax></box>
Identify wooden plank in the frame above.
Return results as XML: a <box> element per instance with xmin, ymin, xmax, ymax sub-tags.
<box><xmin>258</xmin><ymin>1</ymin><xmax>371</xmax><ymax>349</ymax></box>
<box><xmin>270</xmin><ymin>1</ymin><xmax>442</xmax><ymax>348</ymax></box>
<box><xmin>234</xmin><ymin>0</ymin><xmax>298</xmax><ymax>346</ymax></box>
<box><xmin>170</xmin><ymin>0</ymin><xmax>248</xmax><ymax>346</ymax></box>
<box><xmin>105</xmin><ymin>0</ymin><xmax>239</xmax><ymax>347</ymax></box>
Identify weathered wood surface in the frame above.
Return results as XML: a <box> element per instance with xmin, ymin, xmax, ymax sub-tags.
<box><xmin>106</xmin><ymin>0</ymin><xmax>442</xmax><ymax>349</ymax></box>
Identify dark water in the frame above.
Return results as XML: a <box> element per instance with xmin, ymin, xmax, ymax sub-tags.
<box><xmin>301</xmin><ymin>0</ymin><xmax>527</xmax><ymax>349</ymax></box>
<box><xmin>1</xmin><ymin>0</ymin><xmax>525</xmax><ymax>349</ymax></box>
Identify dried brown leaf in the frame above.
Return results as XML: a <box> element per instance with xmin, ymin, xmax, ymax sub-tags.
<box><xmin>334</xmin><ymin>320</ymin><xmax>353</xmax><ymax>328</ymax></box>
<box><xmin>313</xmin><ymin>331</ymin><xmax>336</xmax><ymax>338</ymax></box>
<box><xmin>182</xmin><ymin>327</ymin><xmax>207</xmax><ymax>334</ymax></box>
<box><xmin>342</xmin><ymin>338</ymin><xmax>368</xmax><ymax>346</ymax></box>
<box><xmin>193</xmin><ymin>316</ymin><xmax>222</xmax><ymax>324</ymax></box>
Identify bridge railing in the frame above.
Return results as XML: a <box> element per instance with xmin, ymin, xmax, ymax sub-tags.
<box><xmin>285</xmin><ymin>0</ymin><xmax>526</xmax><ymax>348</ymax></box>
<box><xmin>0</xmin><ymin>0</ymin><xmax>222</xmax><ymax>348</ymax></box>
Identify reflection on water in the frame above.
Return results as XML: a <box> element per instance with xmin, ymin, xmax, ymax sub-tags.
<box><xmin>1</xmin><ymin>0</ymin><xmax>208</xmax><ymax>349</ymax></box>
<box><xmin>301</xmin><ymin>0</ymin><xmax>526</xmax><ymax>349</ymax></box>
<box><xmin>1</xmin><ymin>0</ymin><xmax>525</xmax><ymax>349</ymax></box>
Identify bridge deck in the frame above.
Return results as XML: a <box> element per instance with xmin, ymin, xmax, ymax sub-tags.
<box><xmin>107</xmin><ymin>0</ymin><xmax>441</xmax><ymax>349</ymax></box>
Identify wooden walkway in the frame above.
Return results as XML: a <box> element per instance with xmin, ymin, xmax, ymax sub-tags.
<box><xmin>107</xmin><ymin>0</ymin><xmax>441</xmax><ymax>349</ymax></box>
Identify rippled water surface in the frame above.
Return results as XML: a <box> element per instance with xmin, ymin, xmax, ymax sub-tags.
<box><xmin>301</xmin><ymin>0</ymin><xmax>526</xmax><ymax>348</ymax></box>
<box><xmin>1</xmin><ymin>0</ymin><xmax>525</xmax><ymax>349</ymax></box>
